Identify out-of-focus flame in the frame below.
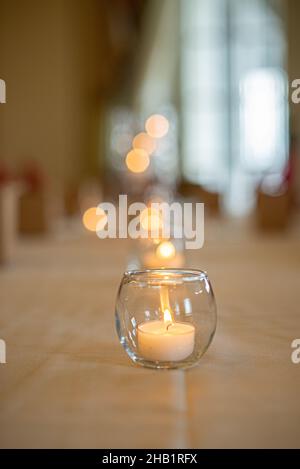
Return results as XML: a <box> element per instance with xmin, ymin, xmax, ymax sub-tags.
<box><xmin>156</xmin><ymin>241</ymin><xmax>176</xmax><ymax>260</ymax></box>
<box><xmin>140</xmin><ymin>207</ymin><xmax>163</xmax><ymax>232</ymax></box>
<box><xmin>82</xmin><ymin>207</ymin><xmax>107</xmax><ymax>232</ymax></box>
<box><xmin>133</xmin><ymin>132</ymin><xmax>156</xmax><ymax>155</ymax></box>
<box><xmin>126</xmin><ymin>148</ymin><xmax>150</xmax><ymax>173</ymax></box>
<box><xmin>145</xmin><ymin>114</ymin><xmax>169</xmax><ymax>139</ymax></box>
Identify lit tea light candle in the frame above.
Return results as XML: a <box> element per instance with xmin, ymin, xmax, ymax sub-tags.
<box><xmin>137</xmin><ymin>285</ymin><xmax>195</xmax><ymax>361</ymax></box>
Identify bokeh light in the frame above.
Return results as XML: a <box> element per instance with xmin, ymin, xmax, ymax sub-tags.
<box><xmin>133</xmin><ymin>132</ymin><xmax>156</xmax><ymax>155</ymax></box>
<box><xmin>156</xmin><ymin>240</ymin><xmax>176</xmax><ymax>259</ymax></box>
<box><xmin>145</xmin><ymin>114</ymin><xmax>169</xmax><ymax>138</ymax></box>
<box><xmin>140</xmin><ymin>207</ymin><xmax>163</xmax><ymax>232</ymax></box>
<box><xmin>82</xmin><ymin>207</ymin><xmax>107</xmax><ymax>232</ymax></box>
<box><xmin>126</xmin><ymin>148</ymin><xmax>150</xmax><ymax>173</ymax></box>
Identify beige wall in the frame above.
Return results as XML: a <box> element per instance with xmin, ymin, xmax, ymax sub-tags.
<box><xmin>288</xmin><ymin>0</ymin><xmax>300</xmax><ymax>133</ymax></box>
<box><xmin>0</xmin><ymin>0</ymin><xmax>110</xmax><ymax>189</ymax></box>
<box><xmin>287</xmin><ymin>0</ymin><xmax>300</xmax><ymax>203</ymax></box>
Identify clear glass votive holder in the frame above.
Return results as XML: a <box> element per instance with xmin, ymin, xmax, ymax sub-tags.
<box><xmin>115</xmin><ymin>269</ymin><xmax>217</xmax><ymax>369</ymax></box>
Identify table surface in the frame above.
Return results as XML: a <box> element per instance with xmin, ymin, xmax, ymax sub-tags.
<box><xmin>0</xmin><ymin>218</ymin><xmax>300</xmax><ymax>448</ymax></box>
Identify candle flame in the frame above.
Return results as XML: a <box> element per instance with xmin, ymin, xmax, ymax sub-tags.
<box><xmin>160</xmin><ymin>285</ymin><xmax>170</xmax><ymax>311</ymax></box>
<box><xmin>160</xmin><ymin>285</ymin><xmax>173</xmax><ymax>326</ymax></box>
<box><xmin>163</xmin><ymin>308</ymin><xmax>172</xmax><ymax>325</ymax></box>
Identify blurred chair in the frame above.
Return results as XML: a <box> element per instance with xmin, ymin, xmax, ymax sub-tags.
<box><xmin>18</xmin><ymin>162</ymin><xmax>49</xmax><ymax>235</ymax></box>
<box><xmin>64</xmin><ymin>183</ymin><xmax>80</xmax><ymax>217</ymax></box>
<box><xmin>0</xmin><ymin>167</ymin><xmax>19</xmax><ymax>264</ymax></box>
<box><xmin>178</xmin><ymin>180</ymin><xmax>220</xmax><ymax>216</ymax></box>
<box><xmin>256</xmin><ymin>174</ymin><xmax>291</xmax><ymax>230</ymax></box>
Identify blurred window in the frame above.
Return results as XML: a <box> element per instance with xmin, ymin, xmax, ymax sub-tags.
<box><xmin>180</xmin><ymin>0</ymin><xmax>288</xmax><ymax>213</ymax></box>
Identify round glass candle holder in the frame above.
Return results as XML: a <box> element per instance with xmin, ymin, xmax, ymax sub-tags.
<box><xmin>115</xmin><ymin>269</ymin><xmax>217</xmax><ymax>369</ymax></box>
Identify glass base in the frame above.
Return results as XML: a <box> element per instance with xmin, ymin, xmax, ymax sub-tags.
<box><xmin>123</xmin><ymin>342</ymin><xmax>199</xmax><ymax>370</ymax></box>
<box><xmin>132</xmin><ymin>356</ymin><xmax>198</xmax><ymax>370</ymax></box>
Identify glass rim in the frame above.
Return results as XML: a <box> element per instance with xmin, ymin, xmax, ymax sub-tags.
<box><xmin>123</xmin><ymin>268</ymin><xmax>208</xmax><ymax>284</ymax></box>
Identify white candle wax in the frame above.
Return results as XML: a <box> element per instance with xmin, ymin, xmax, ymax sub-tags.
<box><xmin>137</xmin><ymin>320</ymin><xmax>195</xmax><ymax>362</ymax></box>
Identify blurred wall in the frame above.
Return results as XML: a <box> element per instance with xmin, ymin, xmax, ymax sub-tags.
<box><xmin>0</xmin><ymin>0</ymin><xmax>117</xmax><ymax>189</ymax></box>
<box><xmin>132</xmin><ymin>0</ymin><xmax>180</xmax><ymax>114</ymax></box>
<box><xmin>288</xmin><ymin>0</ymin><xmax>300</xmax><ymax>204</ymax></box>
<box><xmin>288</xmin><ymin>0</ymin><xmax>300</xmax><ymax>132</ymax></box>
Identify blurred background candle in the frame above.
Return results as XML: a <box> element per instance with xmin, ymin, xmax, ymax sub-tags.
<box><xmin>142</xmin><ymin>239</ymin><xmax>184</xmax><ymax>269</ymax></box>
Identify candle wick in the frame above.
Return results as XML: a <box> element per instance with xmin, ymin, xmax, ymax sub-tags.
<box><xmin>166</xmin><ymin>323</ymin><xmax>172</xmax><ymax>331</ymax></box>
